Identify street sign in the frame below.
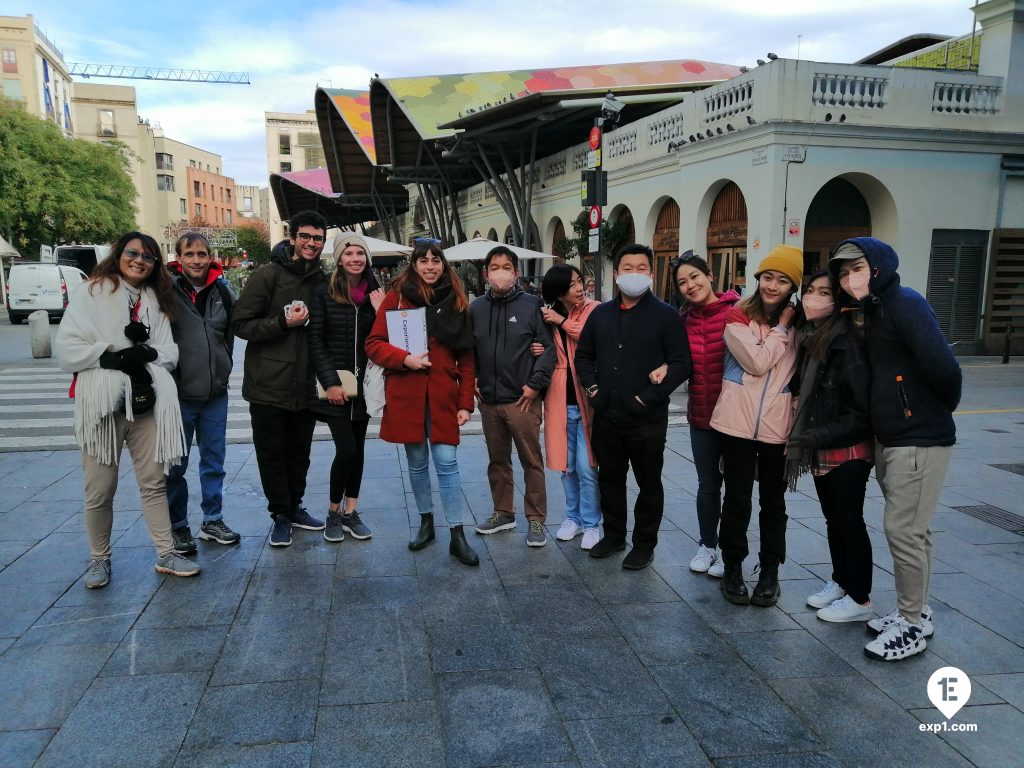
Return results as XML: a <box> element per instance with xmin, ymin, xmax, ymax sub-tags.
<box><xmin>588</xmin><ymin>206</ymin><xmax>601</xmax><ymax>229</ymax></box>
<box><xmin>588</xmin><ymin>234</ymin><xmax>600</xmax><ymax>253</ymax></box>
<box><xmin>782</xmin><ymin>145</ymin><xmax>806</xmax><ymax>162</ymax></box>
<box><xmin>589</xmin><ymin>126</ymin><xmax>601</xmax><ymax>150</ymax></box>
<box><xmin>586</xmin><ymin>149</ymin><xmax>601</xmax><ymax>169</ymax></box>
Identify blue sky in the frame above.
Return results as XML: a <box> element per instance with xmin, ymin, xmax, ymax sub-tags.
<box><xmin>24</xmin><ymin>0</ymin><xmax>978</xmax><ymax>185</ymax></box>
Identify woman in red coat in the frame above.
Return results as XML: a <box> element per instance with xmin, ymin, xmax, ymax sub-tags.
<box><xmin>673</xmin><ymin>252</ymin><xmax>740</xmax><ymax>578</ymax></box>
<box><xmin>365</xmin><ymin>242</ymin><xmax>480</xmax><ymax>566</ymax></box>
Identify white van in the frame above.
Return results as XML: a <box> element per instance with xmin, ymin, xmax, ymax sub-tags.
<box><xmin>5</xmin><ymin>262</ymin><xmax>88</xmax><ymax>324</ymax></box>
<box><xmin>49</xmin><ymin>244</ymin><xmax>110</xmax><ymax>276</ymax></box>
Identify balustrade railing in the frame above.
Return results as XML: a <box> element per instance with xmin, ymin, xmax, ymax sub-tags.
<box><xmin>932</xmin><ymin>82</ymin><xmax>1001</xmax><ymax>114</ymax></box>
<box><xmin>812</xmin><ymin>73</ymin><xmax>888</xmax><ymax>109</ymax></box>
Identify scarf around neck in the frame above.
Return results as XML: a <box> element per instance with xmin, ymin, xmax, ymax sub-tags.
<box><xmin>400</xmin><ymin>274</ymin><xmax>475</xmax><ymax>351</ymax></box>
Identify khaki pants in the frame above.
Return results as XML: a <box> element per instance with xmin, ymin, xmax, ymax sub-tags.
<box><xmin>82</xmin><ymin>411</ymin><xmax>174</xmax><ymax>559</ymax></box>
<box><xmin>875</xmin><ymin>443</ymin><xmax>952</xmax><ymax>624</ymax></box>
<box><xmin>479</xmin><ymin>401</ymin><xmax>547</xmax><ymax>522</ymax></box>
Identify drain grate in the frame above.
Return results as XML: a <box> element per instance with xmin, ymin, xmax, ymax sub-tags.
<box><xmin>953</xmin><ymin>504</ymin><xmax>1024</xmax><ymax>534</ymax></box>
<box><xmin>991</xmin><ymin>464</ymin><xmax>1024</xmax><ymax>477</ymax></box>
<box><xmin>985</xmin><ymin>428</ymin><xmax>1010</xmax><ymax>434</ymax></box>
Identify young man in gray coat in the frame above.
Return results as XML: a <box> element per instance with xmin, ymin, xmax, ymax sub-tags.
<box><xmin>166</xmin><ymin>233</ymin><xmax>241</xmax><ymax>553</ymax></box>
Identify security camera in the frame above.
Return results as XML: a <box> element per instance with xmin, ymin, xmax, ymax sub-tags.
<box><xmin>767</xmin><ymin>52</ymin><xmax>778</xmax><ymax>61</ymax></box>
<box><xmin>601</xmin><ymin>92</ymin><xmax>625</xmax><ymax>117</ymax></box>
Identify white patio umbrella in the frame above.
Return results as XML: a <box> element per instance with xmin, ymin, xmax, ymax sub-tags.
<box><xmin>328</xmin><ymin>231</ymin><xmax>412</xmax><ymax>258</ymax></box>
<box><xmin>0</xmin><ymin>234</ymin><xmax>19</xmax><ymax>308</ymax></box>
<box><xmin>442</xmin><ymin>237</ymin><xmax>552</xmax><ymax>263</ymax></box>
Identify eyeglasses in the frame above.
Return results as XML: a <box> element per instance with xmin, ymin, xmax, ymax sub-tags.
<box><xmin>414</xmin><ymin>237</ymin><xmax>442</xmax><ymax>245</ymax></box>
<box><xmin>123</xmin><ymin>249</ymin><xmax>158</xmax><ymax>264</ymax></box>
<box><xmin>670</xmin><ymin>251</ymin><xmax>699</xmax><ymax>269</ymax></box>
<box><xmin>295</xmin><ymin>232</ymin><xmax>325</xmax><ymax>244</ymax></box>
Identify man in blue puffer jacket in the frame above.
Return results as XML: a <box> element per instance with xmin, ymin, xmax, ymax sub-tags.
<box><xmin>829</xmin><ymin>236</ymin><xmax>961</xmax><ymax>663</ymax></box>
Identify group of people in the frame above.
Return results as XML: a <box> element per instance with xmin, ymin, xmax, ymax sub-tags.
<box><xmin>675</xmin><ymin>240</ymin><xmax>960</xmax><ymax>662</ymax></box>
<box><xmin>55</xmin><ymin>208</ymin><xmax>960</xmax><ymax>664</ymax></box>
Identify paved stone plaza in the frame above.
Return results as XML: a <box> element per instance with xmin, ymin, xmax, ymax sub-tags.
<box><xmin>0</xmin><ymin>360</ymin><xmax>1022</xmax><ymax>767</ymax></box>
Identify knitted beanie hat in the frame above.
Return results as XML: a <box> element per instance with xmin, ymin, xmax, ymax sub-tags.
<box><xmin>755</xmin><ymin>244</ymin><xmax>803</xmax><ymax>287</ymax></box>
<box><xmin>334</xmin><ymin>233</ymin><xmax>371</xmax><ymax>260</ymax></box>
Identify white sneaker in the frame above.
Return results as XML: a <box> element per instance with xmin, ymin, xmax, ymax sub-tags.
<box><xmin>689</xmin><ymin>544</ymin><xmax>716</xmax><ymax>573</ymax></box>
<box><xmin>864</xmin><ymin>616</ymin><xmax>927</xmax><ymax>661</ymax></box>
<box><xmin>707</xmin><ymin>552</ymin><xmax>725</xmax><ymax>579</ymax></box>
<box><xmin>580</xmin><ymin>527</ymin><xmax>601</xmax><ymax>551</ymax></box>
<box><xmin>817</xmin><ymin>595</ymin><xmax>873</xmax><ymax>623</ymax></box>
<box><xmin>556</xmin><ymin>519</ymin><xmax>582</xmax><ymax>541</ymax></box>
<box><xmin>867</xmin><ymin>605</ymin><xmax>934</xmax><ymax>638</ymax></box>
<box><xmin>807</xmin><ymin>580</ymin><xmax>845</xmax><ymax>609</ymax></box>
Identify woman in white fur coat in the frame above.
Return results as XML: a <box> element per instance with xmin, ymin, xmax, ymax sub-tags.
<box><xmin>56</xmin><ymin>232</ymin><xmax>197</xmax><ymax>589</ymax></box>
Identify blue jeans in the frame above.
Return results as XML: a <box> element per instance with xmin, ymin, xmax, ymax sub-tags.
<box><xmin>690</xmin><ymin>427</ymin><xmax>724</xmax><ymax>548</ymax></box>
<box><xmin>167</xmin><ymin>393</ymin><xmax>228</xmax><ymax>530</ymax></box>
<box><xmin>404</xmin><ymin>435</ymin><xmax>467</xmax><ymax>528</ymax></box>
<box><xmin>560</xmin><ymin>405</ymin><xmax>600</xmax><ymax>529</ymax></box>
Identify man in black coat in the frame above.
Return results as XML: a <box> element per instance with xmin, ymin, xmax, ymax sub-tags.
<box><xmin>575</xmin><ymin>244</ymin><xmax>692</xmax><ymax>569</ymax></box>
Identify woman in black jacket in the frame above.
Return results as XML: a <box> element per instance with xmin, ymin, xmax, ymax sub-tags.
<box><xmin>786</xmin><ymin>271</ymin><xmax>874</xmax><ymax>623</ymax></box>
<box><xmin>309</xmin><ymin>234</ymin><xmax>384</xmax><ymax>543</ymax></box>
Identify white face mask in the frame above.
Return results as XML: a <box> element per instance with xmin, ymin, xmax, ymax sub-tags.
<box><xmin>488</xmin><ymin>270</ymin><xmax>517</xmax><ymax>295</ymax></box>
<box><xmin>616</xmin><ymin>273</ymin><xmax>652</xmax><ymax>298</ymax></box>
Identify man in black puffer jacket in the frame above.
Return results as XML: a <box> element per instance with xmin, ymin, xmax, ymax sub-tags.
<box><xmin>470</xmin><ymin>246</ymin><xmax>555</xmax><ymax>548</ymax></box>
<box><xmin>166</xmin><ymin>233</ymin><xmax>240</xmax><ymax>555</ymax></box>
<box><xmin>232</xmin><ymin>211</ymin><xmax>328</xmax><ymax>547</ymax></box>
<box><xmin>829</xmin><ymin>237</ymin><xmax>961</xmax><ymax>663</ymax></box>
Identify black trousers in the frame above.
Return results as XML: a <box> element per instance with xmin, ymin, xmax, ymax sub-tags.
<box><xmin>719</xmin><ymin>434</ymin><xmax>788</xmax><ymax>567</ymax></box>
<box><xmin>249</xmin><ymin>403</ymin><xmax>317</xmax><ymax>520</ymax></box>
<box><xmin>324</xmin><ymin>415</ymin><xmax>370</xmax><ymax>504</ymax></box>
<box><xmin>813</xmin><ymin>460</ymin><xmax>873</xmax><ymax>604</ymax></box>
<box><xmin>591</xmin><ymin>413</ymin><xmax>668</xmax><ymax>552</ymax></box>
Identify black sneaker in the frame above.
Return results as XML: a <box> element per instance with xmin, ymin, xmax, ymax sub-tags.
<box><xmin>622</xmin><ymin>548</ymin><xmax>654</xmax><ymax>570</ymax></box>
<box><xmin>324</xmin><ymin>512</ymin><xmax>345</xmax><ymax>543</ymax></box>
<box><xmin>588</xmin><ymin>537</ymin><xmax>626</xmax><ymax>559</ymax></box>
<box><xmin>290</xmin><ymin>506</ymin><xmax>325</xmax><ymax>531</ymax></box>
<box><xmin>269</xmin><ymin>516</ymin><xmax>293</xmax><ymax>547</ymax></box>
<box><xmin>198</xmin><ymin>520</ymin><xmax>240</xmax><ymax>545</ymax></box>
<box><xmin>341</xmin><ymin>511</ymin><xmax>372</xmax><ymax>540</ymax></box>
<box><xmin>172</xmin><ymin>528</ymin><xmax>197</xmax><ymax>555</ymax></box>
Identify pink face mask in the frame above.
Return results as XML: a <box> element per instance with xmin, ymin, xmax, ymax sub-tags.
<box><xmin>840</xmin><ymin>269</ymin><xmax>871</xmax><ymax>300</ymax></box>
<box><xmin>488</xmin><ymin>270</ymin><xmax>516</xmax><ymax>294</ymax></box>
<box><xmin>801</xmin><ymin>293</ymin><xmax>834</xmax><ymax>321</ymax></box>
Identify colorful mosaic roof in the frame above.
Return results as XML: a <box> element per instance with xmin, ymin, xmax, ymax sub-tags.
<box><xmin>323</xmin><ymin>88</ymin><xmax>377</xmax><ymax>163</ymax></box>
<box><xmin>279</xmin><ymin>168</ymin><xmax>337</xmax><ymax>197</ymax></box>
<box><xmin>378</xmin><ymin>59</ymin><xmax>742</xmax><ymax>140</ymax></box>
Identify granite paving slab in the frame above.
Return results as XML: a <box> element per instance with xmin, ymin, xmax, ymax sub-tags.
<box><xmin>564</xmin><ymin>714</ymin><xmax>713</xmax><ymax>767</ymax></box>
<box><xmin>173</xmin><ymin>742</ymin><xmax>313</xmax><ymax>768</ymax></box>
<box><xmin>909</xmin><ymin>704</ymin><xmax>1024</xmax><ymax>768</ymax></box>
<box><xmin>312</xmin><ymin>701</ymin><xmax>444</xmax><ymax>768</ymax></box>
<box><xmin>0</xmin><ymin>729</ymin><xmax>55</xmax><ymax>768</ymax></box>
<box><xmin>101</xmin><ymin>625</ymin><xmax>231</xmax><ymax>677</ymax></box>
<box><xmin>183</xmin><ymin>679</ymin><xmax>318</xmax><ymax>750</ymax></box>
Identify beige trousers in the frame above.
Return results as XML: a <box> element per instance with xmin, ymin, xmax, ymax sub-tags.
<box><xmin>479</xmin><ymin>400</ymin><xmax>547</xmax><ymax>522</ymax></box>
<box><xmin>875</xmin><ymin>443</ymin><xmax>953</xmax><ymax>624</ymax></box>
<box><xmin>82</xmin><ymin>411</ymin><xmax>174</xmax><ymax>559</ymax></box>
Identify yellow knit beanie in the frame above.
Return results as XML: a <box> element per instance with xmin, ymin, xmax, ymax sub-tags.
<box><xmin>755</xmin><ymin>244</ymin><xmax>803</xmax><ymax>287</ymax></box>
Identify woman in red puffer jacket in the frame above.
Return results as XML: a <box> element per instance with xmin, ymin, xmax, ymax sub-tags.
<box><xmin>673</xmin><ymin>252</ymin><xmax>739</xmax><ymax>578</ymax></box>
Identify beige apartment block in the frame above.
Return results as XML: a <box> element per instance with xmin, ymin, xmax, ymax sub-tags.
<box><xmin>186</xmin><ymin>165</ymin><xmax>235</xmax><ymax>229</ymax></box>
<box><xmin>236</xmin><ymin>183</ymin><xmax>268</xmax><ymax>224</ymax></box>
<box><xmin>265</xmin><ymin>109</ymin><xmax>326</xmax><ymax>242</ymax></box>
<box><xmin>0</xmin><ymin>14</ymin><xmax>73</xmax><ymax>136</ymax></box>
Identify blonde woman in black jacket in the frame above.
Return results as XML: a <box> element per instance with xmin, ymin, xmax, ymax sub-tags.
<box><xmin>309</xmin><ymin>234</ymin><xmax>385</xmax><ymax>543</ymax></box>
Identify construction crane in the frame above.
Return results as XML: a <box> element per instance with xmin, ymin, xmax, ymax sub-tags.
<box><xmin>66</xmin><ymin>64</ymin><xmax>250</xmax><ymax>84</ymax></box>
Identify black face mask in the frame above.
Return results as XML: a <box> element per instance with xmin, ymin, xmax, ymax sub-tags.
<box><xmin>124</xmin><ymin>320</ymin><xmax>150</xmax><ymax>343</ymax></box>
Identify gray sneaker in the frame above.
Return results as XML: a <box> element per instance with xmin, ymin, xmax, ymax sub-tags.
<box><xmin>526</xmin><ymin>520</ymin><xmax>548</xmax><ymax>548</ymax></box>
<box><xmin>475</xmin><ymin>512</ymin><xmax>517</xmax><ymax>535</ymax></box>
<box><xmin>84</xmin><ymin>557</ymin><xmax>111</xmax><ymax>589</ymax></box>
<box><xmin>324</xmin><ymin>512</ymin><xmax>345</xmax><ymax>543</ymax></box>
<box><xmin>154</xmin><ymin>553</ymin><xmax>201</xmax><ymax>578</ymax></box>
<box><xmin>341</xmin><ymin>511</ymin><xmax>372</xmax><ymax>540</ymax></box>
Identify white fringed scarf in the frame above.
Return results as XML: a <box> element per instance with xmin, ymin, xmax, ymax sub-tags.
<box><xmin>56</xmin><ymin>279</ymin><xmax>186</xmax><ymax>471</ymax></box>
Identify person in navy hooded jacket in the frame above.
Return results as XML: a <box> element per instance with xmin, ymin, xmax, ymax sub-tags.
<box><xmin>828</xmin><ymin>237</ymin><xmax>961</xmax><ymax>663</ymax></box>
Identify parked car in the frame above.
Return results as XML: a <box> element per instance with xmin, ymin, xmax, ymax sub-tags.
<box><xmin>6</xmin><ymin>262</ymin><xmax>88</xmax><ymax>324</ymax></box>
<box><xmin>48</xmin><ymin>244</ymin><xmax>109</xmax><ymax>276</ymax></box>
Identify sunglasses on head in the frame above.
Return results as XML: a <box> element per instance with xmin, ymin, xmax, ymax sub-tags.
<box><xmin>670</xmin><ymin>251</ymin><xmax>699</xmax><ymax>269</ymax></box>
<box><xmin>123</xmin><ymin>248</ymin><xmax>158</xmax><ymax>264</ymax></box>
<box><xmin>414</xmin><ymin>237</ymin><xmax>442</xmax><ymax>245</ymax></box>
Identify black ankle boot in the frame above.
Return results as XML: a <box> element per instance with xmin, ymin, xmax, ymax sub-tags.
<box><xmin>751</xmin><ymin>561</ymin><xmax>781</xmax><ymax>607</ymax></box>
<box><xmin>408</xmin><ymin>514</ymin><xmax>435</xmax><ymax>551</ymax></box>
<box><xmin>721</xmin><ymin>563</ymin><xmax>750</xmax><ymax>605</ymax></box>
<box><xmin>449</xmin><ymin>525</ymin><xmax>479</xmax><ymax>566</ymax></box>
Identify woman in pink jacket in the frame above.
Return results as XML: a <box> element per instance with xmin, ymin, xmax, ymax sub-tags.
<box><xmin>672</xmin><ymin>252</ymin><xmax>740</xmax><ymax>578</ymax></box>
<box><xmin>540</xmin><ymin>264</ymin><xmax>602</xmax><ymax>550</ymax></box>
<box><xmin>710</xmin><ymin>245</ymin><xmax>802</xmax><ymax>608</ymax></box>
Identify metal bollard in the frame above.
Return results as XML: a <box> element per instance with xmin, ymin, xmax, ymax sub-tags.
<box><xmin>28</xmin><ymin>310</ymin><xmax>52</xmax><ymax>358</ymax></box>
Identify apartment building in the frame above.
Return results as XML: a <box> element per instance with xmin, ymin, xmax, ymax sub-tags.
<box><xmin>0</xmin><ymin>14</ymin><xmax>73</xmax><ymax>136</ymax></box>
<box><xmin>265</xmin><ymin>109</ymin><xmax>326</xmax><ymax>242</ymax></box>
<box><xmin>235</xmin><ymin>183</ymin><xmax>268</xmax><ymax>224</ymax></box>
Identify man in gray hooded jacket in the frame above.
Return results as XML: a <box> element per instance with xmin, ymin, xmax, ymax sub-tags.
<box><xmin>166</xmin><ymin>232</ymin><xmax>241</xmax><ymax>553</ymax></box>
<box><xmin>470</xmin><ymin>246</ymin><xmax>555</xmax><ymax>547</ymax></box>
